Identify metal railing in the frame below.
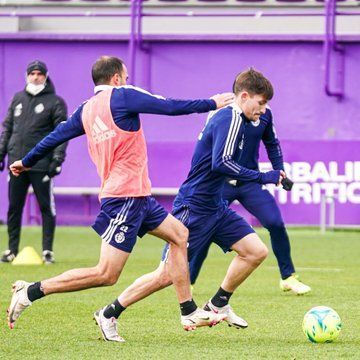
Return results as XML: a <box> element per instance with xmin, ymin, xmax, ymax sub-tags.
<box><xmin>324</xmin><ymin>0</ymin><xmax>345</xmax><ymax>99</ymax></box>
<box><xmin>0</xmin><ymin>0</ymin><xmax>359</xmax><ymax>95</ymax></box>
<box><xmin>320</xmin><ymin>194</ymin><xmax>336</xmax><ymax>233</ymax></box>
<box><xmin>128</xmin><ymin>0</ymin><xmax>359</xmax><ymax>97</ymax></box>
<box><xmin>1</xmin><ymin>0</ymin><xmax>357</xmax><ymax>6</ymax></box>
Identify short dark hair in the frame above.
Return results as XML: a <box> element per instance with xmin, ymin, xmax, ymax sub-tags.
<box><xmin>232</xmin><ymin>68</ymin><xmax>274</xmax><ymax>100</ymax></box>
<box><xmin>91</xmin><ymin>56</ymin><xmax>124</xmax><ymax>86</ymax></box>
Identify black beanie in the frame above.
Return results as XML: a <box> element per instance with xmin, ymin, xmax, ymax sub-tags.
<box><xmin>26</xmin><ymin>60</ymin><xmax>48</xmax><ymax>75</ymax></box>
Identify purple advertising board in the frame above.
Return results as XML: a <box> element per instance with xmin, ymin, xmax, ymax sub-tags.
<box><xmin>9</xmin><ymin>140</ymin><xmax>360</xmax><ymax>227</ymax></box>
<box><xmin>150</xmin><ymin>140</ymin><xmax>360</xmax><ymax>226</ymax></box>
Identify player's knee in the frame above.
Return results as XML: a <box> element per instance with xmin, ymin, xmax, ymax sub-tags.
<box><xmin>264</xmin><ymin>219</ymin><xmax>285</xmax><ymax>231</ymax></box>
<box><xmin>173</xmin><ymin>223</ymin><xmax>189</xmax><ymax>247</ymax></box>
<box><xmin>95</xmin><ymin>266</ymin><xmax>120</xmax><ymax>286</ymax></box>
<box><xmin>101</xmin><ymin>272</ymin><xmax>119</xmax><ymax>286</ymax></box>
<box><xmin>257</xmin><ymin>244</ymin><xmax>269</xmax><ymax>263</ymax></box>
<box><xmin>104</xmin><ymin>273</ymin><xmax>119</xmax><ymax>286</ymax></box>
<box><xmin>247</xmin><ymin>243</ymin><xmax>268</xmax><ymax>266</ymax></box>
<box><xmin>179</xmin><ymin>223</ymin><xmax>189</xmax><ymax>241</ymax></box>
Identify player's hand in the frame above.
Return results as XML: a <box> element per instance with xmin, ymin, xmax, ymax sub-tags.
<box><xmin>9</xmin><ymin>160</ymin><xmax>30</xmax><ymax>177</ymax></box>
<box><xmin>281</xmin><ymin>171</ymin><xmax>294</xmax><ymax>191</ymax></box>
<box><xmin>277</xmin><ymin>170</ymin><xmax>286</xmax><ymax>186</ymax></box>
<box><xmin>211</xmin><ymin>92</ymin><xmax>235</xmax><ymax>109</ymax></box>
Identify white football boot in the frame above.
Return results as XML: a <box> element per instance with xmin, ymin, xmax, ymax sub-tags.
<box><xmin>7</xmin><ymin>280</ymin><xmax>32</xmax><ymax>329</ymax></box>
<box><xmin>94</xmin><ymin>307</ymin><xmax>125</xmax><ymax>343</ymax></box>
<box><xmin>181</xmin><ymin>307</ymin><xmax>226</xmax><ymax>331</ymax></box>
<box><xmin>204</xmin><ymin>300</ymin><xmax>248</xmax><ymax>329</ymax></box>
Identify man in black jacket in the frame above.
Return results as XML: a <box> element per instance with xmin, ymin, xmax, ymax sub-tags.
<box><xmin>0</xmin><ymin>60</ymin><xmax>67</xmax><ymax>264</ymax></box>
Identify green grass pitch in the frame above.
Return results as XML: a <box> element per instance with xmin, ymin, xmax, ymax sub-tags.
<box><xmin>0</xmin><ymin>226</ymin><xmax>359</xmax><ymax>359</ymax></box>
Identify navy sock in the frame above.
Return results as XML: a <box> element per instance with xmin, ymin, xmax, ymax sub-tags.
<box><xmin>27</xmin><ymin>282</ymin><xmax>45</xmax><ymax>302</ymax></box>
<box><xmin>180</xmin><ymin>299</ymin><xmax>197</xmax><ymax>316</ymax></box>
<box><xmin>211</xmin><ymin>287</ymin><xmax>233</xmax><ymax>307</ymax></box>
<box><xmin>103</xmin><ymin>299</ymin><xmax>126</xmax><ymax>319</ymax></box>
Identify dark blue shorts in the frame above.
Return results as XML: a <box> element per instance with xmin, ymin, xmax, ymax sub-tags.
<box><xmin>162</xmin><ymin>203</ymin><xmax>255</xmax><ymax>283</ymax></box>
<box><xmin>92</xmin><ymin>196</ymin><xmax>168</xmax><ymax>253</ymax></box>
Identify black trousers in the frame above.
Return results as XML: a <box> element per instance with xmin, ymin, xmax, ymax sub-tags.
<box><xmin>7</xmin><ymin>171</ymin><xmax>56</xmax><ymax>254</ymax></box>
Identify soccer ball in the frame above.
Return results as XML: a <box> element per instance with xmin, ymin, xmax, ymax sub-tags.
<box><xmin>302</xmin><ymin>306</ymin><xmax>342</xmax><ymax>343</ymax></box>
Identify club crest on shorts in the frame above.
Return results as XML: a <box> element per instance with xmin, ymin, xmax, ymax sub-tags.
<box><xmin>114</xmin><ymin>231</ymin><xmax>126</xmax><ymax>244</ymax></box>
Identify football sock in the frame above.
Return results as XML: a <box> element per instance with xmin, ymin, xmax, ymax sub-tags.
<box><xmin>180</xmin><ymin>299</ymin><xmax>197</xmax><ymax>316</ymax></box>
<box><xmin>103</xmin><ymin>299</ymin><xmax>126</xmax><ymax>319</ymax></box>
<box><xmin>27</xmin><ymin>282</ymin><xmax>45</xmax><ymax>302</ymax></box>
<box><xmin>211</xmin><ymin>287</ymin><xmax>233</xmax><ymax>307</ymax></box>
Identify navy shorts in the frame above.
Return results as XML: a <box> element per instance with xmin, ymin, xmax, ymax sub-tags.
<box><xmin>162</xmin><ymin>203</ymin><xmax>255</xmax><ymax>283</ymax></box>
<box><xmin>92</xmin><ymin>196</ymin><xmax>168</xmax><ymax>253</ymax></box>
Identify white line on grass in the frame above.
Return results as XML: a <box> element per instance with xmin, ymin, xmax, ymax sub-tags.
<box><xmin>266</xmin><ymin>266</ymin><xmax>343</xmax><ymax>272</ymax></box>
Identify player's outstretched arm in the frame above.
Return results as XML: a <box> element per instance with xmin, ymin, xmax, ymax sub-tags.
<box><xmin>210</xmin><ymin>92</ymin><xmax>235</xmax><ymax>109</ymax></box>
<box><xmin>122</xmin><ymin>86</ymin><xmax>233</xmax><ymax>116</ymax></box>
<box><xmin>9</xmin><ymin>160</ymin><xmax>30</xmax><ymax>177</ymax></box>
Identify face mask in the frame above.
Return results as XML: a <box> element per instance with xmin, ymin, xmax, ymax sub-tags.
<box><xmin>26</xmin><ymin>82</ymin><xmax>46</xmax><ymax>96</ymax></box>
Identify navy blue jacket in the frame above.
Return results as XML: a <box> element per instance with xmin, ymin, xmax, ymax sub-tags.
<box><xmin>238</xmin><ymin>107</ymin><xmax>284</xmax><ymax>172</ymax></box>
<box><xmin>175</xmin><ymin>104</ymin><xmax>281</xmax><ymax>212</ymax></box>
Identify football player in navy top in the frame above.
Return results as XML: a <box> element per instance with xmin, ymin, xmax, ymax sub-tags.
<box><xmin>104</xmin><ymin>69</ymin><xmax>287</xmax><ymax>332</ymax></box>
<box><xmin>221</xmin><ymin>70</ymin><xmax>311</xmax><ymax>295</ymax></box>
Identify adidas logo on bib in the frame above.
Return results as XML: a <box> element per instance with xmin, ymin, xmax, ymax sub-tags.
<box><xmin>92</xmin><ymin>116</ymin><xmax>116</xmax><ymax>144</ymax></box>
